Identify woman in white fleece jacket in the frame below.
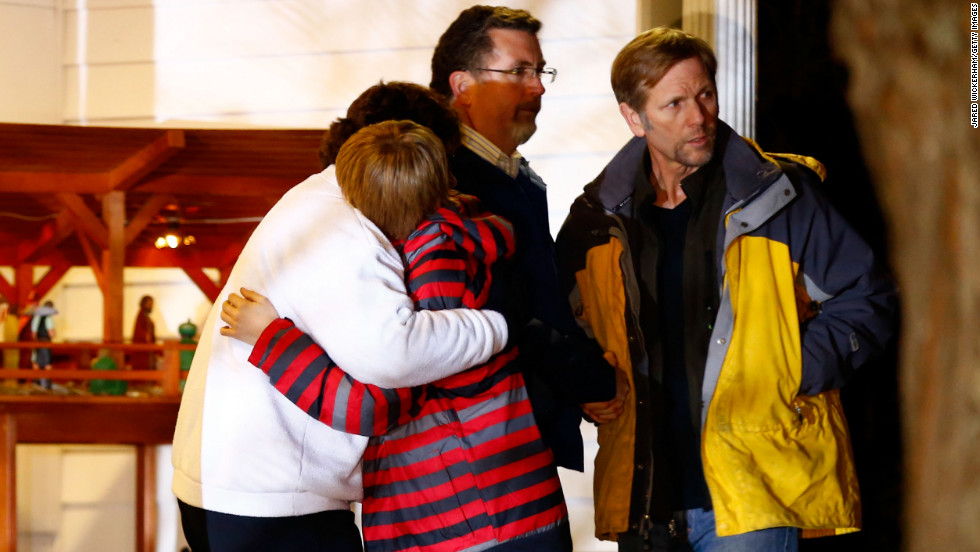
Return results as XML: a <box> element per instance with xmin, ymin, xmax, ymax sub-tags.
<box><xmin>171</xmin><ymin>83</ymin><xmax>508</xmax><ymax>552</ymax></box>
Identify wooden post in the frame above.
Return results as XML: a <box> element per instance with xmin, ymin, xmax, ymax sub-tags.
<box><xmin>15</xmin><ymin>265</ymin><xmax>33</xmax><ymax>312</ymax></box>
<box><xmin>136</xmin><ymin>444</ymin><xmax>157</xmax><ymax>552</ymax></box>
<box><xmin>1</xmin><ymin>414</ymin><xmax>16</xmax><ymax>552</ymax></box>
<box><xmin>161</xmin><ymin>343</ymin><xmax>181</xmax><ymax>398</ymax></box>
<box><xmin>102</xmin><ymin>192</ymin><xmax>126</xmax><ymax>366</ymax></box>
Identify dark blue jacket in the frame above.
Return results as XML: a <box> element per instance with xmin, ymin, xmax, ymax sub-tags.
<box><xmin>450</xmin><ymin>146</ymin><xmax>616</xmax><ymax>471</ymax></box>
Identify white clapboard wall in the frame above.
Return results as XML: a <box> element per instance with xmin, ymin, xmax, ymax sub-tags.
<box><xmin>60</xmin><ymin>0</ymin><xmax>638</xmax><ymax>229</ymax></box>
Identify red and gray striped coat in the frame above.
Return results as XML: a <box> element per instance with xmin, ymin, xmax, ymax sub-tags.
<box><xmin>248</xmin><ymin>193</ymin><xmax>569</xmax><ymax>552</ymax></box>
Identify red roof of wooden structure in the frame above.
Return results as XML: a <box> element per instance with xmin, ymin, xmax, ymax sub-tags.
<box><xmin>0</xmin><ymin>122</ymin><xmax>325</xmax><ymax>335</ymax></box>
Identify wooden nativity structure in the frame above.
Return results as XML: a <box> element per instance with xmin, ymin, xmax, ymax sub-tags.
<box><xmin>0</xmin><ymin>122</ymin><xmax>326</xmax><ymax>552</ymax></box>
<box><xmin>0</xmin><ymin>122</ymin><xmax>325</xmax><ymax>343</ymax></box>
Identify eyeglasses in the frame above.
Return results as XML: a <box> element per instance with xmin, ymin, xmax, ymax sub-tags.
<box><xmin>471</xmin><ymin>66</ymin><xmax>558</xmax><ymax>84</ymax></box>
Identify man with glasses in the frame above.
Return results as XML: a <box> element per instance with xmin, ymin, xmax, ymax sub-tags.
<box><xmin>430</xmin><ymin>5</ymin><xmax>623</xmax><ymax>475</ymax></box>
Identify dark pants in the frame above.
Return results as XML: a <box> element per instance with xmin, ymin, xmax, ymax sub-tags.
<box><xmin>488</xmin><ymin>521</ymin><xmax>573</xmax><ymax>551</ymax></box>
<box><xmin>178</xmin><ymin>500</ymin><xmax>362</xmax><ymax>552</ymax></box>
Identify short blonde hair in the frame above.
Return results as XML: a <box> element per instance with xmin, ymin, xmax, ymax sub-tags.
<box><xmin>612</xmin><ymin>27</ymin><xmax>717</xmax><ymax>112</ymax></box>
<box><xmin>336</xmin><ymin>120</ymin><xmax>452</xmax><ymax>241</ymax></box>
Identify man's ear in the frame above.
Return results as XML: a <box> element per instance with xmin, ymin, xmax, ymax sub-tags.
<box><xmin>619</xmin><ymin>102</ymin><xmax>647</xmax><ymax>138</ymax></box>
<box><xmin>449</xmin><ymin>70</ymin><xmax>473</xmax><ymax>104</ymax></box>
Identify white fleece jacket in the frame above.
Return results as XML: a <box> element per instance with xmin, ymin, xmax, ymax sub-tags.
<box><xmin>171</xmin><ymin>166</ymin><xmax>508</xmax><ymax>517</ymax></box>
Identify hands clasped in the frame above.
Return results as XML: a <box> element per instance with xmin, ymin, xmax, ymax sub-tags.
<box><xmin>581</xmin><ymin>357</ymin><xmax>630</xmax><ymax>424</ymax></box>
<box><xmin>219</xmin><ymin>287</ymin><xmax>280</xmax><ymax>346</ymax></box>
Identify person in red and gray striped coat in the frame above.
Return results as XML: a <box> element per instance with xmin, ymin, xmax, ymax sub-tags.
<box><xmin>221</xmin><ymin>120</ymin><xmax>571</xmax><ymax>552</ymax></box>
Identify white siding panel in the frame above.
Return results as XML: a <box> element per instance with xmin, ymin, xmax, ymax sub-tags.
<box><xmin>61</xmin><ymin>447</ymin><xmax>136</xmax><ymax>503</ymax></box>
<box><xmin>151</xmin><ymin>107</ymin><xmax>345</xmax><ymax>128</ymax></box>
<box><xmin>150</xmin><ymin>1</ymin><xmax>447</xmax><ymax>60</ymax></box>
<box><xmin>3</xmin><ymin>0</ymin><xmax>55</xmax><ymax>7</ymax></box>
<box><xmin>60</xmin><ymin>506</ymin><xmax>135</xmax><ymax>552</ymax></box>
<box><xmin>540</xmin><ymin>37</ymin><xmax>629</xmax><ymax>99</ymax></box>
<box><xmin>61</xmin><ymin>0</ymin><xmax>638</xmax><ymax>126</ymax></box>
<box><xmin>530</xmin><ymin>0</ymin><xmax>636</xmax><ymax>39</ymax></box>
<box><xmin>16</xmin><ymin>445</ymin><xmax>62</xmax><ymax>533</ymax></box>
<box><xmin>17</xmin><ymin>445</ymin><xmax>136</xmax><ymax>552</ymax></box>
<box><xmin>65</xmin><ymin>0</ymin><xmax>637</xmax><ymax>64</ymax></box>
<box><xmin>63</xmin><ymin>63</ymin><xmax>156</xmax><ymax>121</ymax></box>
<box><xmin>65</xmin><ymin>109</ymin><xmax>347</xmax><ymax>128</ymax></box>
<box><xmin>16</xmin><ymin>445</ymin><xmax>61</xmax><ymax>552</ymax></box>
<box><xmin>68</xmin><ymin>41</ymin><xmax>630</xmax><ymax>125</ymax></box>
<box><xmin>525</xmin><ymin>96</ymin><xmax>632</xmax><ymax>156</ymax></box>
<box><xmin>0</xmin><ymin>3</ymin><xmax>61</xmax><ymax>123</ymax></box>
<box><xmin>64</xmin><ymin>0</ymin><xmax>149</xmax><ymax>8</ymax></box>
<box><xmin>200</xmin><ymin>107</ymin><xmax>345</xmax><ymax>128</ymax></box>
<box><xmin>65</xmin><ymin>49</ymin><xmax>431</xmax><ymax>122</ymax></box>
<box><xmin>151</xmin><ymin>49</ymin><xmax>432</xmax><ymax>119</ymax></box>
<box><xmin>69</xmin><ymin>1</ymin><xmax>559</xmax><ymax>65</ymax></box>
<box><xmin>63</xmin><ymin>7</ymin><xmax>155</xmax><ymax>65</ymax></box>
<box><xmin>158</xmin><ymin>106</ymin><xmax>345</xmax><ymax>128</ymax></box>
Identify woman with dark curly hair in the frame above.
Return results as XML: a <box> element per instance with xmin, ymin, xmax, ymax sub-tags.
<box><xmin>222</xmin><ymin>119</ymin><xmax>571</xmax><ymax>552</ymax></box>
<box><xmin>317</xmin><ymin>81</ymin><xmax>462</xmax><ymax>169</ymax></box>
<box><xmin>172</xmin><ymin>82</ymin><xmax>510</xmax><ymax>552</ymax></box>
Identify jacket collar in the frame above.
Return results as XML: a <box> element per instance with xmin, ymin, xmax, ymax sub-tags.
<box><xmin>586</xmin><ymin>121</ymin><xmax>784</xmax><ymax>212</ymax></box>
<box><xmin>716</xmin><ymin>123</ymin><xmax>783</xmax><ymax>203</ymax></box>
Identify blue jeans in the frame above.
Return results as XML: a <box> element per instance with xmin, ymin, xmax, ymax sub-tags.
<box><xmin>619</xmin><ymin>508</ymin><xmax>798</xmax><ymax>552</ymax></box>
<box><xmin>687</xmin><ymin>508</ymin><xmax>798</xmax><ymax>552</ymax></box>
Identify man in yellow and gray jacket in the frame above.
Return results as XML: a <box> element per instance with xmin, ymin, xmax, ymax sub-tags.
<box><xmin>556</xmin><ymin>28</ymin><xmax>897</xmax><ymax>552</ymax></box>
